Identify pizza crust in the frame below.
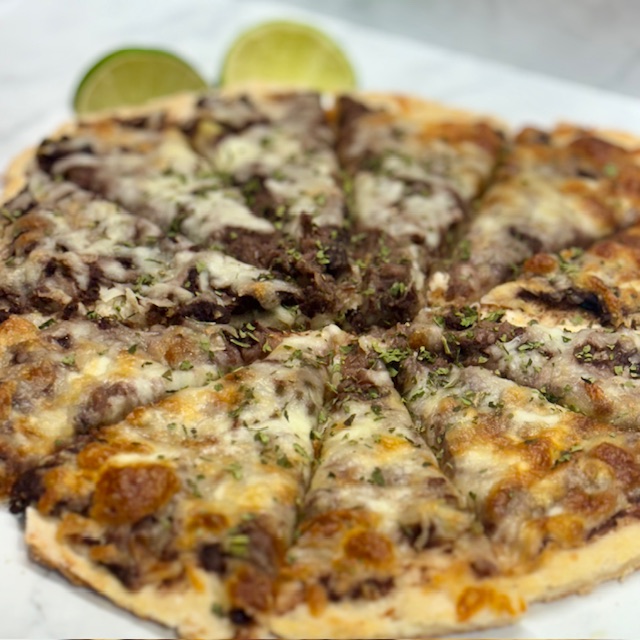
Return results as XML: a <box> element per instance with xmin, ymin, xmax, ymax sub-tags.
<box><xmin>25</xmin><ymin>508</ymin><xmax>235</xmax><ymax>639</ymax></box>
<box><xmin>2</xmin><ymin>146</ymin><xmax>37</xmax><ymax>202</ymax></box>
<box><xmin>271</xmin><ymin>520</ymin><xmax>640</xmax><ymax>640</ymax></box>
<box><xmin>352</xmin><ymin>91</ymin><xmax>508</xmax><ymax>132</ymax></box>
<box><xmin>271</xmin><ymin>580</ymin><xmax>524</xmax><ymax>640</ymax></box>
<box><xmin>504</xmin><ymin>519</ymin><xmax>640</xmax><ymax>605</ymax></box>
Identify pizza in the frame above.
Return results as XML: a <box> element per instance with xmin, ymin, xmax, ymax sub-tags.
<box><xmin>3</xmin><ymin>88</ymin><xmax>640</xmax><ymax>639</ymax></box>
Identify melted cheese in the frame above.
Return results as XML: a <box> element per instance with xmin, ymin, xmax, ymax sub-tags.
<box><xmin>355</xmin><ymin>173</ymin><xmax>464</xmax><ymax>249</ymax></box>
<box><xmin>485</xmin><ymin>322</ymin><xmax>640</xmax><ymax>429</ymax></box>
<box><xmin>134</xmin><ymin>174</ymin><xmax>275</xmax><ymax>237</ymax></box>
<box><xmin>26</xmin><ymin>326</ymin><xmax>347</xmax><ymax>635</ymax></box>
<box><xmin>403</xmin><ymin>363</ymin><xmax>639</xmax><ymax>566</ymax></box>
<box><xmin>273</xmin><ymin>341</ymin><xmax>519</xmax><ymax>638</ymax></box>
<box><xmin>339</xmin><ymin>100</ymin><xmax>501</xmax><ymax>254</ymax></box>
<box><xmin>431</xmin><ymin>125</ymin><xmax>640</xmax><ymax>304</ymax></box>
<box><xmin>0</xmin><ymin>316</ymin><xmax>245</xmax><ymax>494</ymax></box>
<box><xmin>194</xmin><ymin>93</ymin><xmax>344</xmax><ymax>234</ymax></box>
<box><xmin>483</xmin><ymin>224</ymin><xmax>640</xmax><ymax>328</ymax></box>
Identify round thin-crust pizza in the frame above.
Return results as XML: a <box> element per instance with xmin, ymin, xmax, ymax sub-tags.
<box><xmin>3</xmin><ymin>88</ymin><xmax>640</xmax><ymax>639</ymax></box>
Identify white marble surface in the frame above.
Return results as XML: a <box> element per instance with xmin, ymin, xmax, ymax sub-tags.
<box><xmin>2</xmin><ymin>1</ymin><xmax>640</xmax><ymax>637</ymax></box>
<box><xmin>275</xmin><ymin>0</ymin><xmax>640</xmax><ymax>99</ymax></box>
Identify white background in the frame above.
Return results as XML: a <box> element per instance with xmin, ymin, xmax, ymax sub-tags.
<box><xmin>1</xmin><ymin>1</ymin><xmax>640</xmax><ymax>637</ymax></box>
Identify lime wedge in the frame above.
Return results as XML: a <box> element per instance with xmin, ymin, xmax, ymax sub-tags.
<box><xmin>73</xmin><ymin>48</ymin><xmax>207</xmax><ymax>115</ymax></box>
<box><xmin>220</xmin><ymin>20</ymin><xmax>356</xmax><ymax>91</ymax></box>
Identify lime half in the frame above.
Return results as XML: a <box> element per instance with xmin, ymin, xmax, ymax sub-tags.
<box><xmin>220</xmin><ymin>21</ymin><xmax>356</xmax><ymax>91</ymax></box>
<box><xmin>73</xmin><ymin>48</ymin><xmax>207</xmax><ymax>115</ymax></box>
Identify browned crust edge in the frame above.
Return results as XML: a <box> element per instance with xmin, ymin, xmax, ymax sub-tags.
<box><xmin>25</xmin><ymin>508</ymin><xmax>234</xmax><ymax>639</ymax></box>
<box><xmin>271</xmin><ymin>520</ymin><xmax>640</xmax><ymax>639</ymax></box>
<box><xmin>508</xmin><ymin>518</ymin><xmax>640</xmax><ymax>605</ymax></box>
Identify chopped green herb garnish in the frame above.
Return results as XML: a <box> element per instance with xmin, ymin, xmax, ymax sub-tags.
<box><xmin>293</xmin><ymin>442</ymin><xmax>309</xmax><ymax>459</ymax></box>
<box><xmin>38</xmin><ymin>318</ymin><xmax>56</xmax><ymax>330</ymax></box>
<box><xmin>225</xmin><ymin>462</ymin><xmax>243</xmax><ymax>480</ymax></box>
<box><xmin>277</xmin><ymin>455</ymin><xmax>293</xmax><ymax>468</ymax></box>
<box><xmin>225</xmin><ymin>533</ymin><xmax>249</xmax><ymax>557</ymax></box>
<box><xmin>555</xmin><ymin>444</ymin><xmax>582</xmax><ymax>466</ymax></box>
<box><xmin>457</xmin><ymin>306</ymin><xmax>478</xmax><ymax>328</ymax></box>
<box><xmin>604</xmin><ymin>163</ymin><xmax>619</xmax><ymax>178</ymax></box>
<box><xmin>369</xmin><ymin>466</ymin><xmax>385</xmax><ymax>486</ymax></box>
<box><xmin>389</xmin><ymin>281</ymin><xmax>407</xmax><ymax>297</ymax></box>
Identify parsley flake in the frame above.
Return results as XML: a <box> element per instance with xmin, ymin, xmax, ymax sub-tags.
<box><xmin>369</xmin><ymin>467</ymin><xmax>385</xmax><ymax>486</ymax></box>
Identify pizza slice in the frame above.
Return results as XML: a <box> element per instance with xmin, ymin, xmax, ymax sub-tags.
<box><xmin>188</xmin><ymin>91</ymin><xmax>345</xmax><ymax>235</ymax></box>
<box><xmin>400</xmin><ymin>359</ymin><xmax>640</xmax><ymax>605</ymax></box>
<box><xmin>482</xmin><ymin>223</ymin><xmax>640</xmax><ymax>329</ymax></box>
<box><xmin>407</xmin><ymin>306</ymin><xmax>640</xmax><ymax>429</ymax></box>
<box><xmin>0</xmin><ymin>178</ymin><xmax>171</xmax><ymax>318</ymax></box>
<box><xmin>272</xmin><ymin>337</ymin><xmax>523</xmax><ymax>639</ymax></box>
<box><xmin>431</xmin><ymin>126</ymin><xmax>640</xmax><ymax>304</ymax></box>
<box><xmin>0</xmin><ymin>180</ymin><xmax>301</xmax><ymax>328</ymax></box>
<box><xmin>29</xmin><ymin>95</ymin><xmax>279</xmax><ymax>244</ymax></box>
<box><xmin>335</xmin><ymin>94</ymin><xmax>504</xmax><ymax>254</ymax></box>
<box><xmin>0</xmin><ymin>313</ymin><xmax>274</xmax><ymax>499</ymax></box>
<box><xmin>14</xmin><ymin>325</ymin><xmax>347</xmax><ymax>638</ymax></box>
<box><xmin>325</xmin><ymin>94</ymin><xmax>505</xmax><ymax>330</ymax></box>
